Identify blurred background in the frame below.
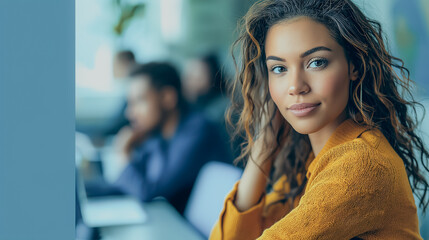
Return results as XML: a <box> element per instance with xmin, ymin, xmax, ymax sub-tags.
<box><xmin>76</xmin><ymin>0</ymin><xmax>255</xmax><ymax>139</ymax></box>
<box><xmin>75</xmin><ymin>0</ymin><xmax>429</xmax><ymax>239</ymax></box>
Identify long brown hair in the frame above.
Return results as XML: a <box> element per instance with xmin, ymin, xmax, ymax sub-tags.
<box><xmin>227</xmin><ymin>0</ymin><xmax>429</xmax><ymax>212</ymax></box>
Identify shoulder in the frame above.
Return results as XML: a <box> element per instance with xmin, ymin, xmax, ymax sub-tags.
<box><xmin>181</xmin><ymin>111</ymin><xmax>212</xmax><ymax>129</ymax></box>
<box><xmin>175</xmin><ymin>111</ymin><xmax>218</xmax><ymax>140</ymax></box>
<box><xmin>324</xmin><ymin>127</ymin><xmax>397</xmax><ymax>168</ymax></box>
<box><xmin>177</xmin><ymin>111</ymin><xmax>211</xmax><ymax>134</ymax></box>
<box><xmin>309</xmin><ymin>129</ymin><xmax>398</xmax><ymax>192</ymax></box>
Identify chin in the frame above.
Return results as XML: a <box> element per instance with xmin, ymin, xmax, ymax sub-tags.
<box><xmin>291</xmin><ymin>125</ymin><xmax>318</xmax><ymax>135</ymax></box>
<box><xmin>287</xmin><ymin>117</ymin><xmax>325</xmax><ymax>135</ymax></box>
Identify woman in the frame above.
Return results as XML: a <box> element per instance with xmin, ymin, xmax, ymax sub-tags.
<box><xmin>211</xmin><ymin>0</ymin><xmax>429</xmax><ymax>239</ymax></box>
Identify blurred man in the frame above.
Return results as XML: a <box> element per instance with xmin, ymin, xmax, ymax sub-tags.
<box><xmin>89</xmin><ymin>62</ymin><xmax>232</xmax><ymax>214</ymax></box>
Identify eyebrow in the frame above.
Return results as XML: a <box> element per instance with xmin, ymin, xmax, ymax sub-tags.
<box><xmin>300</xmin><ymin>46</ymin><xmax>332</xmax><ymax>58</ymax></box>
<box><xmin>266</xmin><ymin>46</ymin><xmax>332</xmax><ymax>62</ymax></box>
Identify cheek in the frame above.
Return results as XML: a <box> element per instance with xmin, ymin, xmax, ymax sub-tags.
<box><xmin>268</xmin><ymin>78</ymin><xmax>286</xmax><ymax>107</ymax></box>
<box><xmin>185</xmin><ymin>76</ymin><xmax>204</xmax><ymax>93</ymax></box>
<box><xmin>199</xmin><ymin>76</ymin><xmax>211</xmax><ymax>90</ymax></box>
<box><xmin>317</xmin><ymin>70</ymin><xmax>350</xmax><ymax>107</ymax></box>
<box><xmin>133</xmin><ymin>101</ymin><xmax>154</xmax><ymax>119</ymax></box>
<box><xmin>129</xmin><ymin>103</ymin><xmax>147</xmax><ymax>125</ymax></box>
<box><xmin>145</xmin><ymin>101</ymin><xmax>161</xmax><ymax>121</ymax></box>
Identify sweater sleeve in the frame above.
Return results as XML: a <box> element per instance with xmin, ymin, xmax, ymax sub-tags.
<box><xmin>210</xmin><ymin>181</ymin><xmax>267</xmax><ymax>240</ymax></box>
<box><xmin>258</xmin><ymin>152</ymin><xmax>395</xmax><ymax>240</ymax></box>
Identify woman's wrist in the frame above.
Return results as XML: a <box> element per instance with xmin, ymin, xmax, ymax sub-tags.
<box><xmin>234</xmin><ymin>152</ymin><xmax>272</xmax><ymax>212</ymax></box>
<box><xmin>250</xmin><ymin>137</ymin><xmax>274</xmax><ymax>169</ymax></box>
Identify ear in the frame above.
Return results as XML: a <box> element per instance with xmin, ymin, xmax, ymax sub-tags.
<box><xmin>349</xmin><ymin>62</ymin><xmax>359</xmax><ymax>81</ymax></box>
<box><xmin>160</xmin><ymin>87</ymin><xmax>178</xmax><ymax>111</ymax></box>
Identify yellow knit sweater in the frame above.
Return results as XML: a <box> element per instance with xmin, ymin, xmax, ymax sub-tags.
<box><xmin>210</xmin><ymin>119</ymin><xmax>422</xmax><ymax>239</ymax></box>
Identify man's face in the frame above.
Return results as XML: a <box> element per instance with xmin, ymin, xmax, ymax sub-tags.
<box><xmin>182</xmin><ymin>59</ymin><xmax>211</xmax><ymax>102</ymax></box>
<box><xmin>125</xmin><ymin>75</ymin><xmax>163</xmax><ymax>133</ymax></box>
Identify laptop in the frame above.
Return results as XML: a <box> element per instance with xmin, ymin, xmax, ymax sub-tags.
<box><xmin>76</xmin><ymin>168</ymin><xmax>148</xmax><ymax>228</ymax></box>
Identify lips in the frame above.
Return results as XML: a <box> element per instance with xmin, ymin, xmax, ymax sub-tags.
<box><xmin>288</xmin><ymin>103</ymin><xmax>321</xmax><ymax>117</ymax></box>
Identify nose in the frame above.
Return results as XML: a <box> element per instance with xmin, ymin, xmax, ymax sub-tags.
<box><xmin>288</xmin><ymin>70</ymin><xmax>310</xmax><ymax>95</ymax></box>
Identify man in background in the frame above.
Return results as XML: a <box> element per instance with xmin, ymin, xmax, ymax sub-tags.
<box><xmin>87</xmin><ymin>62</ymin><xmax>232</xmax><ymax>214</ymax></box>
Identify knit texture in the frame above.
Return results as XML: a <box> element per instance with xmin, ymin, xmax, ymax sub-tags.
<box><xmin>210</xmin><ymin>119</ymin><xmax>422</xmax><ymax>239</ymax></box>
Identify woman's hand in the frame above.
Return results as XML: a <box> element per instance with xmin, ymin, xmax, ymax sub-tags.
<box><xmin>235</xmin><ymin>104</ymin><xmax>286</xmax><ymax>212</ymax></box>
<box><xmin>250</xmin><ymin>105</ymin><xmax>284</xmax><ymax>168</ymax></box>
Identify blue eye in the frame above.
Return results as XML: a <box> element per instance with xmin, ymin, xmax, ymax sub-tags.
<box><xmin>308</xmin><ymin>59</ymin><xmax>328</xmax><ymax>69</ymax></box>
<box><xmin>271</xmin><ymin>66</ymin><xmax>287</xmax><ymax>74</ymax></box>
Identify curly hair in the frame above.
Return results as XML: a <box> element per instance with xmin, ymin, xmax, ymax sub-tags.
<box><xmin>227</xmin><ymin>0</ymin><xmax>429</xmax><ymax>212</ymax></box>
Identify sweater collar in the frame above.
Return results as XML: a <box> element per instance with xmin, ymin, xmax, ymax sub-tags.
<box><xmin>317</xmin><ymin>118</ymin><xmax>369</xmax><ymax>157</ymax></box>
<box><xmin>306</xmin><ymin>119</ymin><xmax>370</xmax><ymax>174</ymax></box>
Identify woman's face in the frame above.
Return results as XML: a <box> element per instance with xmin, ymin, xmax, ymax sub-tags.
<box><xmin>265</xmin><ymin>17</ymin><xmax>357</xmax><ymax>135</ymax></box>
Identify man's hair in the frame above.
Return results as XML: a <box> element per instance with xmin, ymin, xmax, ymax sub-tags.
<box><xmin>130</xmin><ymin>62</ymin><xmax>185</xmax><ymax>109</ymax></box>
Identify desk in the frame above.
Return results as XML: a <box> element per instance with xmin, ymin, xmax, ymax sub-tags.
<box><xmin>99</xmin><ymin>199</ymin><xmax>205</xmax><ymax>240</ymax></box>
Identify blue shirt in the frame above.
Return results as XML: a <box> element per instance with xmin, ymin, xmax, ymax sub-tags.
<box><xmin>114</xmin><ymin>112</ymin><xmax>232</xmax><ymax>213</ymax></box>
